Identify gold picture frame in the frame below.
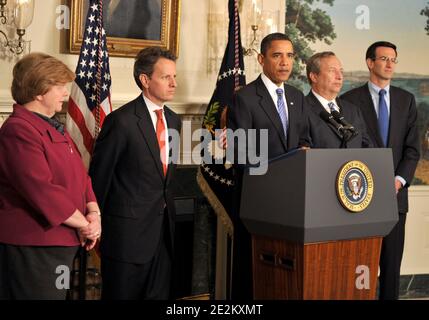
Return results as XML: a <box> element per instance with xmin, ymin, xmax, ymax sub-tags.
<box><xmin>69</xmin><ymin>0</ymin><xmax>181</xmax><ymax>58</ymax></box>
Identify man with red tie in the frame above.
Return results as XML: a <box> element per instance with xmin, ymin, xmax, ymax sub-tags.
<box><xmin>89</xmin><ymin>47</ymin><xmax>182</xmax><ymax>300</ymax></box>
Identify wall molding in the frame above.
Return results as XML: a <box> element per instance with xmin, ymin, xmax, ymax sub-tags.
<box><xmin>0</xmin><ymin>97</ymin><xmax>207</xmax><ymax>128</ymax></box>
<box><xmin>402</xmin><ymin>185</ymin><xmax>429</xmax><ymax>275</ymax></box>
<box><xmin>408</xmin><ymin>185</ymin><xmax>429</xmax><ymax>195</ymax></box>
<box><xmin>0</xmin><ymin>96</ymin><xmax>12</xmax><ymax>112</ymax></box>
<box><xmin>0</xmin><ymin>96</ymin><xmax>208</xmax><ymax>115</ymax></box>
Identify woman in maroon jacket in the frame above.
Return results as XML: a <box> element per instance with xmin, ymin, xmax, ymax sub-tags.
<box><xmin>0</xmin><ymin>53</ymin><xmax>101</xmax><ymax>299</ymax></box>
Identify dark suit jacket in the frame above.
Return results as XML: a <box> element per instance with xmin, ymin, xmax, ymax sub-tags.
<box><xmin>341</xmin><ymin>84</ymin><xmax>420</xmax><ymax>213</ymax></box>
<box><xmin>89</xmin><ymin>95</ymin><xmax>182</xmax><ymax>264</ymax></box>
<box><xmin>305</xmin><ymin>91</ymin><xmax>372</xmax><ymax>148</ymax></box>
<box><xmin>227</xmin><ymin>76</ymin><xmax>309</xmax><ymax>300</ymax></box>
<box><xmin>228</xmin><ymin>76</ymin><xmax>310</xmax><ymax>164</ymax></box>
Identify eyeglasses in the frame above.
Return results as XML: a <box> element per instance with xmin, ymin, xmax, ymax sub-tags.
<box><xmin>373</xmin><ymin>56</ymin><xmax>398</xmax><ymax>64</ymax></box>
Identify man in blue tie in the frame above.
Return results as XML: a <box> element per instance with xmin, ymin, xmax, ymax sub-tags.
<box><xmin>229</xmin><ymin>33</ymin><xmax>310</xmax><ymax>166</ymax></box>
<box><xmin>305</xmin><ymin>51</ymin><xmax>371</xmax><ymax>148</ymax></box>
<box><xmin>342</xmin><ymin>41</ymin><xmax>420</xmax><ymax>300</ymax></box>
<box><xmin>228</xmin><ymin>33</ymin><xmax>310</xmax><ymax>299</ymax></box>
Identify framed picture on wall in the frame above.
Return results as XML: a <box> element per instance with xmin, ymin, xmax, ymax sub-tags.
<box><xmin>69</xmin><ymin>0</ymin><xmax>181</xmax><ymax>57</ymax></box>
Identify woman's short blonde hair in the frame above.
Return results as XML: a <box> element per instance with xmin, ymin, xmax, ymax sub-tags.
<box><xmin>11</xmin><ymin>52</ymin><xmax>75</xmax><ymax>105</ymax></box>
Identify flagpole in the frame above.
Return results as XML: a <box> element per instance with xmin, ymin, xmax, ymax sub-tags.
<box><xmin>67</xmin><ymin>0</ymin><xmax>112</xmax><ymax>299</ymax></box>
<box><xmin>94</xmin><ymin>0</ymin><xmax>103</xmax><ymax>140</ymax></box>
<box><xmin>197</xmin><ymin>0</ymin><xmax>246</xmax><ymax>300</ymax></box>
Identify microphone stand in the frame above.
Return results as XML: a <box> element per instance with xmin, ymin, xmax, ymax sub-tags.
<box><xmin>330</xmin><ymin>111</ymin><xmax>358</xmax><ymax>149</ymax></box>
<box><xmin>319</xmin><ymin>109</ymin><xmax>357</xmax><ymax>149</ymax></box>
<box><xmin>340</xmin><ymin>128</ymin><xmax>358</xmax><ymax>148</ymax></box>
<box><xmin>340</xmin><ymin>133</ymin><xmax>349</xmax><ymax>149</ymax></box>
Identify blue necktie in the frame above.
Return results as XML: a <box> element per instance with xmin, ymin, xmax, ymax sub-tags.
<box><xmin>276</xmin><ymin>88</ymin><xmax>288</xmax><ymax>139</ymax></box>
<box><xmin>378</xmin><ymin>89</ymin><xmax>389</xmax><ymax>146</ymax></box>
<box><xmin>327</xmin><ymin>102</ymin><xmax>336</xmax><ymax>113</ymax></box>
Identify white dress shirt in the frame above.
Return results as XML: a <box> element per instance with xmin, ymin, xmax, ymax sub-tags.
<box><xmin>368</xmin><ymin>81</ymin><xmax>391</xmax><ymax>118</ymax></box>
<box><xmin>311</xmin><ymin>90</ymin><xmax>339</xmax><ymax>113</ymax></box>
<box><xmin>260</xmin><ymin>73</ymin><xmax>289</xmax><ymax>122</ymax></box>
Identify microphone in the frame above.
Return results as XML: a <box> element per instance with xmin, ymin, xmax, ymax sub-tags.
<box><xmin>331</xmin><ymin>110</ymin><xmax>356</xmax><ymax>132</ymax></box>
<box><xmin>319</xmin><ymin>109</ymin><xmax>354</xmax><ymax>142</ymax></box>
<box><xmin>319</xmin><ymin>109</ymin><xmax>345</xmax><ymax>133</ymax></box>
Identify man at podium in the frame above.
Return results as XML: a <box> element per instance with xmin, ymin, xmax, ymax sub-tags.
<box><xmin>305</xmin><ymin>51</ymin><xmax>372</xmax><ymax>149</ymax></box>
<box><xmin>228</xmin><ymin>32</ymin><xmax>310</xmax><ymax>299</ymax></box>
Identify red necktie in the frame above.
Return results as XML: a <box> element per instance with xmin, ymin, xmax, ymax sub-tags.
<box><xmin>154</xmin><ymin>109</ymin><xmax>167</xmax><ymax>176</ymax></box>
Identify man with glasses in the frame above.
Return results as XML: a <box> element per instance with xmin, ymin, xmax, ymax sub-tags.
<box><xmin>228</xmin><ymin>32</ymin><xmax>310</xmax><ymax>299</ymax></box>
<box><xmin>342</xmin><ymin>41</ymin><xmax>420</xmax><ymax>300</ymax></box>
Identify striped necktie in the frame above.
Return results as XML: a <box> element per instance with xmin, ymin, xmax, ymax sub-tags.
<box><xmin>328</xmin><ymin>101</ymin><xmax>337</xmax><ymax>113</ymax></box>
<box><xmin>275</xmin><ymin>88</ymin><xmax>288</xmax><ymax>139</ymax></box>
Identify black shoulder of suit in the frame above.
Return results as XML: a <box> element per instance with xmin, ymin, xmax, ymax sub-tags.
<box><xmin>340</xmin><ymin>83</ymin><xmax>367</xmax><ymax>99</ymax></box>
<box><xmin>108</xmin><ymin>95</ymin><xmax>142</xmax><ymax>117</ymax></box>
<box><xmin>389</xmin><ymin>84</ymin><xmax>415</xmax><ymax>98</ymax></box>
<box><xmin>163</xmin><ymin>105</ymin><xmax>179</xmax><ymax>117</ymax></box>
<box><xmin>235</xmin><ymin>77</ymin><xmax>260</xmax><ymax>96</ymax></box>
<box><xmin>341</xmin><ymin>83</ymin><xmax>416</xmax><ymax>101</ymax></box>
<box><xmin>337</xmin><ymin>97</ymin><xmax>360</xmax><ymax>110</ymax></box>
<box><xmin>283</xmin><ymin>83</ymin><xmax>304</xmax><ymax>96</ymax></box>
<box><xmin>164</xmin><ymin>105</ymin><xmax>182</xmax><ymax>129</ymax></box>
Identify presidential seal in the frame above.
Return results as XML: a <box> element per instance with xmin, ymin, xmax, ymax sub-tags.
<box><xmin>336</xmin><ymin>160</ymin><xmax>374</xmax><ymax>213</ymax></box>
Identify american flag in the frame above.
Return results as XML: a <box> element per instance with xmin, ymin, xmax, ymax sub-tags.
<box><xmin>67</xmin><ymin>0</ymin><xmax>112</xmax><ymax>167</ymax></box>
<box><xmin>197</xmin><ymin>0</ymin><xmax>246</xmax><ymax>237</ymax></box>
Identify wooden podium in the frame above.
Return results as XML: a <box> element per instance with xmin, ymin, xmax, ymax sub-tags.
<box><xmin>240</xmin><ymin>149</ymin><xmax>398</xmax><ymax>300</ymax></box>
